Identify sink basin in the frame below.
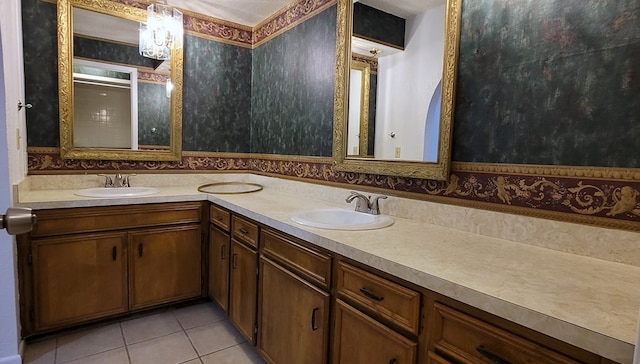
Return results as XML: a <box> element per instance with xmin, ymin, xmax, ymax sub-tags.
<box><xmin>290</xmin><ymin>208</ymin><xmax>393</xmax><ymax>231</ymax></box>
<box><xmin>75</xmin><ymin>187</ymin><xmax>160</xmax><ymax>198</ymax></box>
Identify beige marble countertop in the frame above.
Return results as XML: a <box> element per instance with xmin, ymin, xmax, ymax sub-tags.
<box><xmin>15</xmin><ymin>178</ymin><xmax>640</xmax><ymax>363</ymax></box>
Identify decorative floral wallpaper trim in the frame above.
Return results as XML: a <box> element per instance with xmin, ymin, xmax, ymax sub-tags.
<box><xmin>183</xmin><ymin>13</ymin><xmax>254</xmax><ymax>48</ymax></box>
<box><xmin>253</xmin><ymin>0</ymin><xmax>336</xmax><ymax>46</ymax></box>
<box><xmin>138</xmin><ymin>71</ymin><xmax>168</xmax><ymax>83</ymax></box>
<box><xmin>27</xmin><ymin>150</ymin><xmax>251</xmax><ymax>173</ymax></box>
<box><xmin>27</xmin><ymin>150</ymin><xmax>640</xmax><ymax>230</ymax></box>
<box><xmin>108</xmin><ymin>0</ymin><xmax>335</xmax><ymax>48</ymax></box>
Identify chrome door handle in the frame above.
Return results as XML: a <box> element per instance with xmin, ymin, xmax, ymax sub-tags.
<box><xmin>0</xmin><ymin>207</ymin><xmax>37</xmax><ymax>235</ymax></box>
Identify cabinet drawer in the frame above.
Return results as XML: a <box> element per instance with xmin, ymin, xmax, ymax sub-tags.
<box><xmin>231</xmin><ymin>216</ymin><xmax>258</xmax><ymax>248</ymax></box>
<box><xmin>432</xmin><ymin>303</ymin><xmax>579</xmax><ymax>364</ymax></box>
<box><xmin>427</xmin><ymin>352</ymin><xmax>452</xmax><ymax>364</ymax></box>
<box><xmin>261</xmin><ymin>229</ymin><xmax>331</xmax><ymax>289</ymax></box>
<box><xmin>32</xmin><ymin>202</ymin><xmax>202</xmax><ymax>237</ymax></box>
<box><xmin>336</xmin><ymin>262</ymin><xmax>420</xmax><ymax>335</ymax></box>
<box><xmin>332</xmin><ymin>299</ymin><xmax>417</xmax><ymax>364</ymax></box>
<box><xmin>210</xmin><ymin>205</ymin><xmax>230</xmax><ymax>231</ymax></box>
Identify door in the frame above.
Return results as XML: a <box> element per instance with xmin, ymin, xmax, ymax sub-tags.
<box><xmin>259</xmin><ymin>256</ymin><xmax>330</xmax><ymax>364</ymax></box>
<box><xmin>0</xmin><ymin>0</ymin><xmax>28</xmax><ymax>361</ymax></box>
<box><xmin>229</xmin><ymin>239</ymin><xmax>258</xmax><ymax>344</ymax></box>
<box><xmin>129</xmin><ymin>225</ymin><xmax>202</xmax><ymax>309</ymax></box>
<box><xmin>209</xmin><ymin>225</ymin><xmax>230</xmax><ymax>312</ymax></box>
<box><xmin>32</xmin><ymin>233</ymin><xmax>128</xmax><ymax>330</ymax></box>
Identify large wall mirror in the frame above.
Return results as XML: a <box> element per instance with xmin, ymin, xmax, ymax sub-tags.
<box><xmin>57</xmin><ymin>0</ymin><xmax>183</xmax><ymax>161</ymax></box>
<box><xmin>333</xmin><ymin>0</ymin><xmax>461</xmax><ymax>180</ymax></box>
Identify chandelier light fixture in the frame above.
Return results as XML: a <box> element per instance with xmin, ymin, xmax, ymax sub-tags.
<box><xmin>139</xmin><ymin>1</ymin><xmax>183</xmax><ymax>60</ymax></box>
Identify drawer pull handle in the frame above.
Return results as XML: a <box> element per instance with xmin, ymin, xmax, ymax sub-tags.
<box><xmin>112</xmin><ymin>246</ymin><xmax>117</xmax><ymax>261</ymax></box>
<box><xmin>359</xmin><ymin>287</ymin><xmax>384</xmax><ymax>302</ymax></box>
<box><xmin>477</xmin><ymin>346</ymin><xmax>511</xmax><ymax>364</ymax></box>
<box><xmin>221</xmin><ymin>245</ymin><xmax>227</xmax><ymax>259</ymax></box>
<box><xmin>232</xmin><ymin>253</ymin><xmax>238</xmax><ymax>269</ymax></box>
<box><xmin>389</xmin><ymin>359</ymin><xmax>397</xmax><ymax>364</ymax></box>
<box><xmin>311</xmin><ymin>308</ymin><xmax>319</xmax><ymax>331</ymax></box>
<box><xmin>138</xmin><ymin>243</ymin><xmax>143</xmax><ymax>258</ymax></box>
<box><xmin>239</xmin><ymin>228</ymin><xmax>249</xmax><ymax>235</ymax></box>
<box><xmin>215</xmin><ymin>215</ymin><xmax>223</xmax><ymax>221</ymax></box>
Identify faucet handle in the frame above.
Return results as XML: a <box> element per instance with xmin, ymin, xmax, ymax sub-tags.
<box><xmin>122</xmin><ymin>174</ymin><xmax>136</xmax><ymax>187</ymax></box>
<box><xmin>370</xmin><ymin>195</ymin><xmax>388</xmax><ymax>215</ymax></box>
<box><xmin>98</xmin><ymin>174</ymin><xmax>113</xmax><ymax>187</ymax></box>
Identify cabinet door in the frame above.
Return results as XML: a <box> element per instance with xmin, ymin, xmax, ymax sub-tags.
<box><xmin>32</xmin><ymin>233</ymin><xmax>127</xmax><ymax>331</ymax></box>
<box><xmin>209</xmin><ymin>225</ymin><xmax>230</xmax><ymax>312</ymax></box>
<box><xmin>129</xmin><ymin>225</ymin><xmax>202</xmax><ymax>309</ymax></box>
<box><xmin>332</xmin><ymin>299</ymin><xmax>417</xmax><ymax>364</ymax></box>
<box><xmin>258</xmin><ymin>257</ymin><xmax>330</xmax><ymax>364</ymax></box>
<box><xmin>229</xmin><ymin>239</ymin><xmax>258</xmax><ymax>344</ymax></box>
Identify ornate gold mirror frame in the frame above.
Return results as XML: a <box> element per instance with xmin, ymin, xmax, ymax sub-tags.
<box><xmin>332</xmin><ymin>0</ymin><xmax>461</xmax><ymax>180</ymax></box>
<box><xmin>57</xmin><ymin>0</ymin><xmax>183</xmax><ymax>161</ymax></box>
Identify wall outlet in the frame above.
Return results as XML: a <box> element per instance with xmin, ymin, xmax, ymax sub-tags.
<box><xmin>395</xmin><ymin>147</ymin><xmax>401</xmax><ymax>158</ymax></box>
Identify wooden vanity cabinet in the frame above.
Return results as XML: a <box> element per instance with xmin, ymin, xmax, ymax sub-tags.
<box><xmin>333</xmin><ymin>261</ymin><xmax>419</xmax><ymax>364</ymax></box>
<box><xmin>31</xmin><ymin>232</ymin><xmax>128</xmax><ymax>331</ymax></box>
<box><xmin>228</xmin><ymin>216</ymin><xmax>259</xmax><ymax>344</ymax></box>
<box><xmin>425</xmin><ymin>296</ymin><xmax>605</xmax><ymax>364</ymax></box>
<box><xmin>208</xmin><ymin>205</ymin><xmax>231</xmax><ymax>312</ymax></box>
<box><xmin>129</xmin><ymin>225</ymin><xmax>202</xmax><ymax>310</ymax></box>
<box><xmin>258</xmin><ymin>229</ymin><xmax>331</xmax><ymax>364</ymax></box>
<box><xmin>18</xmin><ymin>202</ymin><xmax>204</xmax><ymax>336</ymax></box>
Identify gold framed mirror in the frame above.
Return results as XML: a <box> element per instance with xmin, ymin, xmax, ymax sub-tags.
<box><xmin>347</xmin><ymin>60</ymin><xmax>371</xmax><ymax>158</ymax></box>
<box><xmin>333</xmin><ymin>0</ymin><xmax>461</xmax><ymax>180</ymax></box>
<box><xmin>57</xmin><ymin>0</ymin><xmax>183</xmax><ymax>161</ymax></box>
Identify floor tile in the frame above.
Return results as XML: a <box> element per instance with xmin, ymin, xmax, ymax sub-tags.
<box><xmin>128</xmin><ymin>331</ymin><xmax>197</xmax><ymax>364</ymax></box>
<box><xmin>64</xmin><ymin>347</ymin><xmax>129</xmax><ymax>364</ymax></box>
<box><xmin>23</xmin><ymin>337</ymin><xmax>56</xmax><ymax>364</ymax></box>
<box><xmin>186</xmin><ymin>320</ymin><xmax>245</xmax><ymax>357</ymax></box>
<box><xmin>56</xmin><ymin>323</ymin><xmax>124</xmax><ymax>363</ymax></box>
<box><xmin>180</xmin><ymin>359</ymin><xmax>203</xmax><ymax>364</ymax></box>
<box><xmin>121</xmin><ymin>311</ymin><xmax>182</xmax><ymax>344</ymax></box>
<box><xmin>201</xmin><ymin>342</ymin><xmax>265</xmax><ymax>364</ymax></box>
<box><xmin>174</xmin><ymin>302</ymin><xmax>226</xmax><ymax>330</ymax></box>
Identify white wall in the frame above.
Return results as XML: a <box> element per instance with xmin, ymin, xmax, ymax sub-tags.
<box><xmin>0</xmin><ymin>0</ymin><xmax>27</xmax><ymax>362</ymax></box>
<box><xmin>347</xmin><ymin>68</ymin><xmax>363</xmax><ymax>155</ymax></box>
<box><xmin>374</xmin><ymin>3</ymin><xmax>445</xmax><ymax>161</ymax></box>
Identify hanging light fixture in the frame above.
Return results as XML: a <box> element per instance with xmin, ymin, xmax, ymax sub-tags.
<box><xmin>139</xmin><ymin>1</ymin><xmax>183</xmax><ymax>61</ymax></box>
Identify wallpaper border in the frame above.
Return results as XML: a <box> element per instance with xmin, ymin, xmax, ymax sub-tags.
<box><xmin>26</xmin><ymin>149</ymin><xmax>640</xmax><ymax>232</ymax></box>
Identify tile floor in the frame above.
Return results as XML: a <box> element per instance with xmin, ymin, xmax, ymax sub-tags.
<box><xmin>22</xmin><ymin>302</ymin><xmax>266</xmax><ymax>364</ymax></box>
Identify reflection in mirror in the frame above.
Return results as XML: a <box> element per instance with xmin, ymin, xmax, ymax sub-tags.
<box><xmin>333</xmin><ymin>0</ymin><xmax>461</xmax><ymax>180</ymax></box>
<box><xmin>347</xmin><ymin>60</ymin><xmax>371</xmax><ymax>157</ymax></box>
<box><xmin>58</xmin><ymin>0</ymin><xmax>182</xmax><ymax>161</ymax></box>
<box><xmin>350</xmin><ymin>1</ymin><xmax>445</xmax><ymax>162</ymax></box>
<box><xmin>73</xmin><ymin>59</ymin><xmax>138</xmax><ymax>149</ymax></box>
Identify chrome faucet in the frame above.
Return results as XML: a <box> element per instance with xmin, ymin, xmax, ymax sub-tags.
<box><xmin>98</xmin><ymin>174</ymin><xmax>134</xmax><ymax>188</ymax></box>
<box><xmin>345</xmin><ymin>191</ymin><xmax>387</xmax><ymax>215</ymax></box>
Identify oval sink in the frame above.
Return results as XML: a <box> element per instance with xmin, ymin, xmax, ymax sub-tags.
<box><xmin>290</xmin><ymin>208</ymin><xmax>393</xmax><ymax>231</ymax></box>
<box><xmin>75</xmin><ymin>187</ymin><xmax>160</xmax><ymax>198</ymax></box>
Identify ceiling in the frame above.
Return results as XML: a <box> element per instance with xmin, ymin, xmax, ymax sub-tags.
<box><xmin>73</xmin><ymin>0</ymin><xmax>445</xmax><ymax>46</ymax></box>
<box><xmin>162</xmin><ymin>0</ymin><xmax>442</xmax><ymax>26</ymax></box>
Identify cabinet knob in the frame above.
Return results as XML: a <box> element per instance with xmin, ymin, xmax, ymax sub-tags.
<box><xmin>359</xmin><ymin>287</ymin><xmax>384</xmax><ymax>302</ymax></box>
<box><xmin>311</xmin><ymin>308</ymin><xmax>319</xmax><ymax>331</ymax></box>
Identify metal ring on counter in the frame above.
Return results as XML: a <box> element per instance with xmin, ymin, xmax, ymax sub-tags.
<box><xmin>197</xmin><ymin>182</ymin><xmax>263</xmax><ymax>194</ymax></box>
